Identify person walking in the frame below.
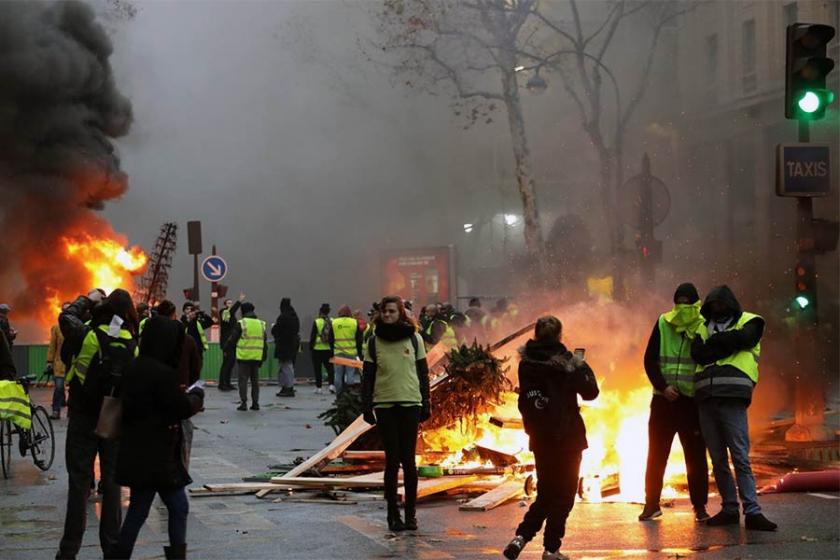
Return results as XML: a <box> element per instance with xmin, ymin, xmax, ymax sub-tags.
<box><xmin>110</xmin><ymin>316</ymin><xmax>205</xmax><ymax>559</ymax></box>
<box><xmin>331</xmin><ymin>305</ymin><xmax>363</xmax><ymax>394</ymax></box>
<box><xmin>639</xmin><ymin>283</ymin><xmax>709</xmax><ymax>522</ymax></box>
<box><xmin>361</xmin><ymin>296</ymin><xmax>430</xmax><ymax>532</ymax></box>
<box><xmin>56</xmin><ymin>289</ymin><xmax>139</xmax><ymax>560</ymax></box>
<box><xmin>504</xmin><ymin>316</ymin><xmax>599</xmax><ymax>560</ymax></box>
<box><xmin>272</xmin><ymin>298</ymin><xmax>301</xmax><ymax>397</ymax></box>
<box><xmin>691</xmin><ymin>285</ymin><xmax>777</xmax><ymax>531</ymax></box>
<box><xmin>225</xmin><ymin>302</ymin><xmax>267</xmax><ymax>411</ymax></box>
<box><xmin>46</xmin><ymin>303</ymin><xmax>70</xmax><ymax>420</ymax></box>
<box><xmin>309</xmin><ymin>304</ymin><xmax>334</xmax><ymax>394</ymax></box>
<box><xmin>217</xmin><ymin>295</ymin><xmax>244</xmax><ymax>391</ymax></box>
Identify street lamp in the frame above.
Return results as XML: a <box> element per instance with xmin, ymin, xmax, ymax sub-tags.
<box><xmin>526</xmin><ymin>70</ymin><xmax>548</xmax><ymax>94</ymax></box>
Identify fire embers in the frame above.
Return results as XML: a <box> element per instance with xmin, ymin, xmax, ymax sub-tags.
<box><xmin>0</xmin><ymin>1</ymin><xmax>139</xmax><ymax>334</ymax></box>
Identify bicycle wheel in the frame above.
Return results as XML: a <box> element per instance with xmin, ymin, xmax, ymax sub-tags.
<box><xmin>0</xmin><ymin>419</ymin><xmax>11</xmax><ymax>479</ymax></box>
<box><xmin>30</xmin><ymin>406</ymin><xmax>55</xmax><ymax>471</ymax></box>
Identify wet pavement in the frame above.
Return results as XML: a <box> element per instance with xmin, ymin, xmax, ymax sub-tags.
<box><xmin>2</xmin><ymin>386</ymin><xmax>838</xmax><ymax>559</ymax></box>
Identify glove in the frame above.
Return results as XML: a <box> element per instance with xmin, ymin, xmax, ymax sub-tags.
<box><xmin>420</xmin><ymin>402</ymin><xmax>431</xmax><ymax>423</ymax></box>
<box><xmin>363</xmin><ymin>408</ymin><xmax>377</xmax><ymax>425</ymax></box>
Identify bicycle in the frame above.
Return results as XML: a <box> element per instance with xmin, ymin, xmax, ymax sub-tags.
<box><xmin>0</xmin><ymin>375</ymin><xmax>56</xmax><ymax>479</ymax></box>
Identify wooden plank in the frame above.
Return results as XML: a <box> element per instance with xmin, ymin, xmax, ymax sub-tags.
<box><xmin>459</xmin><ymin>479</ymin><xmax>524</xmax><ymax>511</ymax></box>
<box><xmin>203</xmin><ymin>483</ymin><xmax>283</xmax><ymax>492</ymax></box>
<box><xmin>398</xmin><ymin>475</ymin><xmax>480</xmax><ymax>501</ymax></box>
<box><xmin>342</xmin><ymin>450</ymin><xmax>386</xmax><ymax>462</ymax></box>
<box><xmin>268</xmin><ymin>476</ymin><xmax>386</xmax><ymax>489</ymax></box>
<box><xmin>330</xmin><ymin>356</ymin><xmax>363</xmax><ymax>369</ymax></box>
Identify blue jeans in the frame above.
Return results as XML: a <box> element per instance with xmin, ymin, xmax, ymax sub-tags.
<box><xmin>116</xmin><ymin>486</ymin><xmax>189</xmax><ymax>557</ymax></box>
<box><xmin>334</xmin><ymin>355</ymin><xmax>359</xmax><ymax>394</ymax></box>
<box><xmin>52</xmin><ymin>376</ymin><xmax>65</xmax><ymax>413</ymax></box>
<box><xmin>696</xmin><ymin>398</ymin><xmax>761</xmax><ymax>515</ymax></box>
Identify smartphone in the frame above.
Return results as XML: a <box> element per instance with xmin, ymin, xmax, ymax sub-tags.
<box><xmin>574</xmin><ymin>348</ymin><xmax>586</xmax><ymax>360</ymax></box>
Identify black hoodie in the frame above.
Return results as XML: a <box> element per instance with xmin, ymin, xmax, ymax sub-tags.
<box><xmin>517</xmin><ymin>339</ymin><xmax>599</xmax><ymax>451</ymax></box>
<box><xmin>691</xmin><ymin>285</ymin><xmax>764</xmax><ymax>404</ymax></box>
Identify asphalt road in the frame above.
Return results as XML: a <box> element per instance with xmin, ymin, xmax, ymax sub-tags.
<box><xmin>2</xmin><ymin>385</ymin><xmax>838</xmax><ymax>559</ymax></box>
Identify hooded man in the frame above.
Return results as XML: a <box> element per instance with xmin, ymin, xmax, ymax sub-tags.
<box><xmin>309</xmin><ymin>303</ymin><xmax>334</xmax><ymax>394</ymax></box>
<box><xmin>639</xmin><ymin>283</ymin><xmax>709</xmax><ymax>522</ymax></box>
<box><xmin>225</xmin><ymin>302</ymin><xmax>267</xmax><ymax>411</ymax></box>
<box><xmin>690</xmin><ymin>285</ymin><xmax>777</xmax><ymax>531</ymax></box>
<box><xmin>272</xmin><ymin>298</ymin><xmax>300</xmax><ymax>397</ymax></box>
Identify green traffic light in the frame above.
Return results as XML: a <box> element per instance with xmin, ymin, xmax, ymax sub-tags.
<box><xmin>795</xmin><ymin>295</ymin><xmax>811</xmax><ymax>309</ymax></box>
<box><xmin>798</xmin><ymin>91</ymin><xmax>821</xmax><ymax>113</ymax></box>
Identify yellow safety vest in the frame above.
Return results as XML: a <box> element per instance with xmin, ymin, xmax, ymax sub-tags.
<box><xmin>197</xmin><ymin>322</ymin><xmax>209</xmax><ymax>350</ymax></box>
<box><xmin>236</xmin><ymin>318</ymin><xmax>266</xmax><ymax>361</ymax></box>
<box><xmin>313</xmin><ymin>317</ymin><xmax>331</xmax><ymax>351</ymax></box>
<box><xmin>332</xmin><ymin>317</ymin><xmax>358</xmax><ymax>357</ymax></box>
<box><xmin>221</xmin><ymin>309</ymin><xmax>231</xmax><ymax>323</ymax></box>
<box><xmin>138</xmin><ymin>317</ymin><xmax>148</xmax><ymax>335</ymax></box>
<box><xmin>656</xmin><ymin>314</ymin><xmax>697</xmax><ymax>396</ymax></box>
<box><xmin>425</xmin><ymin>320</ymin><xmax>456</xmax><ymax>348</ymax></box>
<box><xmin>66</xmin><ymin>325</ymin><xmax>136</xmax><ymax>385</ymax></box>
<box><xmin>0</xmin><ymin>380</ymin><xmax>31</xmax><ymax>430</ymax></box>
<box><xmin>695</xmin><ymin>312</ymin><xmax>761</xmax><ymax>392</ymax></box>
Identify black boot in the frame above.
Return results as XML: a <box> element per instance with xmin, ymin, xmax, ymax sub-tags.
<box><xmin>404</xmin><ymin>502</ymin><xmax>417</xmax><ymax>531</ymax></box>
<box><xmin>706</xmin><ymin>510</ymin><xmax>740</xmax><ymax>526</ymax></box>
<box><xmin>745</xmin><ymin>513</ymin><xmax>778</xmax><ymax>531</ymax></box>
<box><xmin>387</xmin><ymin>503</ymin><xmax>405</xmax><ymax>532</ymax></box>
<box><xmin>164</xmin><ymin>543</ymin><xmax>187</xmax><ymax>559</ymax></box>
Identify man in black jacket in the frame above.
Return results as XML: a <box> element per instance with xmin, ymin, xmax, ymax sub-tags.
<box><xmin>217</xmin><ymin>295</ymin><xmax>243</xmax><ymax>391</ymax></box>
<box><xmin>504</xmin><ymin>316</ymin><xmax>599</xmax><ymax>560</ymax></box>
<box><xmin>691</xmin><ymin>285</ymin><xmax>776</xmax><ymax>531</ymax></box>
<box><xmin>272</xmin><ymin>298</ymin><xmax>300</xmax><ymax>397</ymax></box>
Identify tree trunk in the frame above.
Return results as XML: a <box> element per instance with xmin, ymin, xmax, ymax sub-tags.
<box><xmin>500</xmin><ymin>68</ymin><xmax>544</xmax><ymax>264</ymax></box>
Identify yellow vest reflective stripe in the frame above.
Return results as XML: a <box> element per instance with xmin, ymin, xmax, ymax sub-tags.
<box><xmin>236</xmin><ymin>318</ymin><xmax>266</xmax><ymax>361</ymax></box>
<box><xmin>0</xmin><ymin>380</ymin><xmax>31</xmax><ymax>430</ymax></box>
<box><xmin>66</xmin><ymin>325</ymin><xmax>135</xmax><ymax>385</ymax></box>
<box><xmin>332</xmin><ymin>317</ymin><xmax>358</xmax><ymax>356</ymax></box>
<box><xmin>313</xmin><ymin>317</ymin><xmax>331</xmax><ymax>351</ymax></box>
<box><xmin>696</xmin><ymin>312</ymin><xmax>761</xmax><ymax>384</ymax></box>
<box><xmin>656</xmin><ymin>314</ymin><xmax>696</xmax><ymax>396</ymax></box>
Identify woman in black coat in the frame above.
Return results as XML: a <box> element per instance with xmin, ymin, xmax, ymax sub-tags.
<box><xmin>111</xmin><ymin>317</ymin><xmax>204</xmax><ymax>560</ymax></box>
<box><xmin>504</xmin><ymin>316</ymin><xmax>599</xmax><ymax>560</ymax></box>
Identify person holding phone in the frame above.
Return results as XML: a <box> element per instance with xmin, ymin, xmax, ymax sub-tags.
<box><xmin>639</xmin><ymin>283</ymin><xmax>710</xmax><ymax>522</ymax></box>
<box><xmin>504</xmin><ymin>316</ymin><xmax>599</xmax><ymax>560</ymax></box>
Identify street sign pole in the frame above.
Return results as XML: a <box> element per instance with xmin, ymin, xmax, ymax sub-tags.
<box><xmin>210</xmin><ymin>245</ymin><xmax>219</xmax><ymax>325</ymax></box>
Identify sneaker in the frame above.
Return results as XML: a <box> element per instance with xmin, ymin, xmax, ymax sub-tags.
<box><xmin>543</xmin><ymin>550</ymin><xmax>570</xmax><ymax>560</ymax></box>
<box><xmin>745</xmin><ymin>513</ymin><xmax>777</xmax><ymax>531</ymax></box>
<box><xmin>705</xmin><ymin>510</ymin><xmax>739</xmax><ymax>526</ymax></box>
<box><xmin>250</xmin><ymin>404</ymin><xmax>260</xmax><ymax>411</ymax></box>
<box><xmin>328</xmin><ymin>384</ymin><xmax>336</xmax><ymax>394</ymax></box>
<box><xmin>694</xmin><ymin>506</ymin><xmax>711</xmax><ymax>522</ymax></box>
<box><xmin>638</xmin><ymin>504</ymin><xmax>662</xmax><ymax>521</ymax></box>
<box><xmin>503</xmin><ymin>535</ymin><xmax>527</xmax><ymax>560</ymax></box>
<box><xmin>236</xmin><ymin>402</ymin><xmax>247</xmax><ymax>411</ymax></box>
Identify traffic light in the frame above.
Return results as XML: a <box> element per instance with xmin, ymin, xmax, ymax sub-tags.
<box><xmin>793</xmin><ymin>261</ymin><xmax>816</xmax><ymax>315</ymax></box>
<box><xmin>785</xmin><ymin>23</ymin><xmax>836</xmax><ymax>119</ymax></box>
<box><xmin>637</xmin><ymin>238</ymin><xmax>663</xmax><ymax>263</ymax></box>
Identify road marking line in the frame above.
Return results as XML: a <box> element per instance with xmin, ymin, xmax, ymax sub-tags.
<box><xmin>807</xmin><ymin>492</ymin><xmax>840</xmax><ymax>500</ymax></box>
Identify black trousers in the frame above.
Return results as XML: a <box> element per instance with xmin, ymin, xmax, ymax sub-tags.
<box><xmin>56</xmin><ymin>412</ymin><xmax>122</xmax><ymax>559</ymax></box>
<box><xmin>644</xmin><ymin>394</ymin><xmax>709</xmax><ymax>508</ymax></box>
<box><xmin>311</xmin><ymin>350</ymin><xmax>334</xmax><ymax>388</ymax></box>
<box><xmin>516</xmin><ymin>442</ymin><xmax>581</xmax><ymax>552</ymax></box>
<box><xmin>237</xmin><ymin>361</ymin><xmax>260</xmax><ymax>405</ymax></box>
<box><xmin>218</xmin><ymin>348</ymin><xmax>236</xmax><ymax>387</ymax></box>
<box><xmin>376</xmin><ymin>406</ymin><xmax>419</xmax><ymax>511</ymax></box>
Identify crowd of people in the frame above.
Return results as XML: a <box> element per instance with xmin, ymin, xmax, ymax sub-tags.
<box><xmin>0</xmin><ymin>280</ymin><xmax>777</xmax><ymax>559</ymax></box>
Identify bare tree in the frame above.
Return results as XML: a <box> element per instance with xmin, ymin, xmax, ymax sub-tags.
<box><xmin>370</xmin><ymin>0</ymin><xmax>691</xmax><ymax>287</ymax></box>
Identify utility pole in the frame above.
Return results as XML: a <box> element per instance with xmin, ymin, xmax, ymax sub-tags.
<box><xmin>210</xmin><ymin>244</ymin><xmax>219</xmax><ymax>325</ymax></box>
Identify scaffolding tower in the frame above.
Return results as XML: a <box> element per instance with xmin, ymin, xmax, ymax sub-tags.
<box><xmin>134</xmin><ymin>222</ymin><xmax>178</xmax><ymax>305</ymax></box>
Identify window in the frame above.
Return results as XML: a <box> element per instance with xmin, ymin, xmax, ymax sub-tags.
<box><xmin>742</xmin><ymin>19</ymin><xmax>757</xmax><ymax>93</ymax></box>
<box><xmin>783</xmin><ymin>2</ymin><xmax>798</xmax><ymax>28</ymax></box>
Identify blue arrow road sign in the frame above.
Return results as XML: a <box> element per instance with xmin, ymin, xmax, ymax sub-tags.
<box><xmin>201</xmin><ymin>256</ymin><xmax>228</xmax><ymax>282</ymax></box>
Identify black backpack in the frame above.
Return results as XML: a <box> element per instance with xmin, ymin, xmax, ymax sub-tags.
<box><xmin>81</xmin><ymin>328</ymin><xmax>137</xmax><ymax>417</ymax></box>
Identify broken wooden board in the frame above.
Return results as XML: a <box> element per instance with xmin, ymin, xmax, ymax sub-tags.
<box><xmin>267</xmin><ymin>475</ymin><xmax>386</xmax><ymax>489</ymax></box>
<box><xmin>342</xmin><ymin>450</ymin><xmax>386</xmax><ymax>462</ymax></box>
<box><xmin>330</xmin><ymin>356</ymin><xmax>363</xmax><ymax>369</ymax></box>
<box><xmin>398</xmin><ymin>475</ymin><xmax>480</xmax><ymax>501</ymax></box>
<box><xmin>489</xmin><ymin>416</ymin><xmax>523</xmax><ymax>429</ymax></box>
<box><xmin>458</xmin><ymin>479</ymin><xmax>524</xmax><ymax>511</ymax></box>
<box><xmin>202</xmin><ymin>483</ymin><xmax>286</xmax><ymax>492</ymax></box>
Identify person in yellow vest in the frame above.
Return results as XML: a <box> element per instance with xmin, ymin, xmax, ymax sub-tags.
<box><xmin>691</xmin><ymin>285</ymin><xmax>777</xmax><ymax>532</ymax></box>
<box><xmin>330</xmin><ymin>305</ymin><xmax>363</xmax><ymax>394</ymax></box>
<box><xmin>422</xmin><ymin>306</ymin><xmax>456</xmax><ymax>349</ymax></box>
<box><xmin>309</xmin><ymin>303</ymin><xmax>335</xmax><ymax>394</ymax></box>
<box><xmin>225</xmin><ymin>302</ymin><xmax>267</xmax><ymax>411</ymax></box>
<box><xmin>57</xmin><ymin>289</ymin><xmax>139</xmax><ymax>560</ymax></box>
<box><xmin>639</xmin><ymin>283</ymin><xmax>709</xmax><ymax>522</ymax></box>
<box><xmin>46</xmin><ymin>302</ymin><xmax>70</xmax><ymax>420</ymax></box>
<box><xmin>218</xmin><ymin>294</ymin><xmax>244</xmax><ymax>391</ymax></box>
